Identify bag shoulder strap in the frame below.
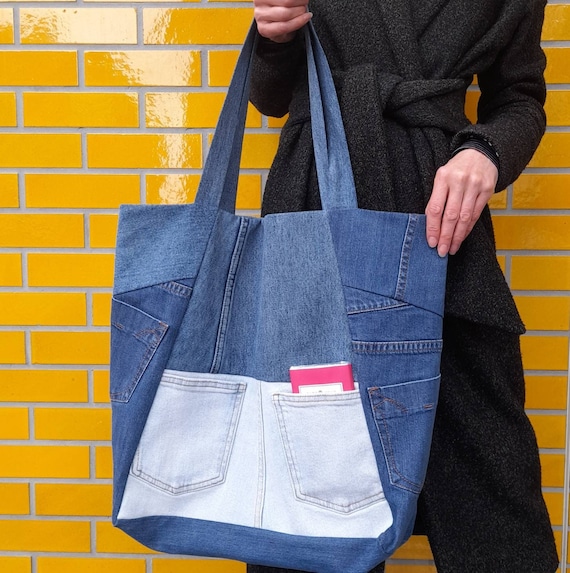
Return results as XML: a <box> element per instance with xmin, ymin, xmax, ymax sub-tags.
<box><xmin>194</xmin><ymin>20</ymin><xmax>357</xmax><ymax>213</ymax></box>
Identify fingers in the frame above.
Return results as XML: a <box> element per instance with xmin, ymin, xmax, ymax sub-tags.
<box><xmin>425</xmin><ymin>149</ymin><xmax>498</xmax><ymax>257</ymax></box>
<box><xmin>254</xmin><ymin>0</ymin><xmax>312</xmax><ymax>42</ymax></box>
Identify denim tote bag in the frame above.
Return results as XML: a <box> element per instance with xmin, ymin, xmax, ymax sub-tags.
<box><xmin>110</xmin><ymin>21</ymin><xmax>447</xmax><ymax>573</ymax></box>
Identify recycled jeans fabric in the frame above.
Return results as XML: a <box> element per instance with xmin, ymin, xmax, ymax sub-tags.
<box><xmin>109</xmin><ymin>21</ymin><xmax>447</xmax><ymax>573</ymax></box>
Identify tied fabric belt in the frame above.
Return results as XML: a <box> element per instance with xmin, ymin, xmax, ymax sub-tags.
<box><xmin>289</xmin><ymin>63</ymin><xmax>471</xmax><ymax>132</ymax></box>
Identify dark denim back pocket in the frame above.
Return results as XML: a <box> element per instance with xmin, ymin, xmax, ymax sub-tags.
<box><xmin>110</xmin><ymin>298</ymin><xmax>168</xmax><ymax>403</ymax></box>
<box><xmin>368</xmin><ymin>375</ymin><xmax>440</xmax><ymax>494</ymax></box>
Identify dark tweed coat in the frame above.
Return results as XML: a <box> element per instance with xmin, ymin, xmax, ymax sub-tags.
<box><xmin>250</xmin><ymin>0</ymin><xmax>547</xmax><ymax>334</ymax></box>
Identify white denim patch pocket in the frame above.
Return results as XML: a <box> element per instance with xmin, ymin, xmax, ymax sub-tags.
<box><xmin>131</xmin><ymin>373</ymin><xmax>246</xmax><ymax>494</ymax></box>
<box><xmin>272</xmin><ymin>387</ymin><xmax>385</xmax><ymax>514</ymax></box>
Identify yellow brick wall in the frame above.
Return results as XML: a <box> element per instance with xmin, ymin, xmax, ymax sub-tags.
<box><xmin>0</xmin><ymin>1</ymin><xmax>568</xmax><ymax>572</ymax></box>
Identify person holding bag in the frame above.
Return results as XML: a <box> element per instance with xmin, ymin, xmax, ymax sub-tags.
<box><xmin>248</xmin><ymin>1</ymin><xmax>559</xmax><ymax>572</ymax></box>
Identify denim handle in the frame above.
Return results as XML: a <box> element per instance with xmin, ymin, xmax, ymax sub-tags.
<box><xmin>194</xmin><ymin>20</ymin><xmax>357</xmax><ymax>213</ymax></box>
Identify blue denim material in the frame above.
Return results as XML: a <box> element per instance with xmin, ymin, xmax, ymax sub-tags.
<box><xmin>111</xmin><ymin>21</ymin><xmax>447</xmax><ymax>573</ymax></box>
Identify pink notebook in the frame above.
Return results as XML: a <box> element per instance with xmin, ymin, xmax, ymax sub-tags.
<box><xmin>289</xmin><ymin>362</ymin><xmax>355</xmax><ymax>394</ymax></box>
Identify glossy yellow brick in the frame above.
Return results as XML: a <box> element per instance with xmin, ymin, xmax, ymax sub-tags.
<box><xmin>268</xmin><ymin>114</ymin><xmax>288</xmax><ymax>128</ymax></box>
<box><xmin>0</xmin><ymin>8</ymin><xmax>13</xmax><ymax>43</ymax></box>
<box><xmin>493</xmin><ymin>215</ymin><xmax>570</xmax><ymax>250</ymax></box>
<box><xmin>146</xmin><ymin>173</ymin><xmax>200</xmax><ymax>204</ymax></box>
<box><xmin>93</xmin><ymin>293</ymin><xmax>112</xmax><ymax>327</ymax></box>
<box><xmin>0</xmin><ymin>51</ymin><xmax>77</xmax><ymax>86</ymax></box>
<box><xmin>90</xmin><ymin>214</ymin><xmax>118</xmax><ymax>248</ymax></box>
<box><xmin>0</xmin><ymin>134</ymin><xmax>81</xmax><ymax>167</ymax></box>
<box><xmin>0</xmin><ymin>253</ymin><xmax>21</xmax><ymax>286</ymax></box>
<box><xmin>0</xmin><ymin>370</ymin><xmax>88</xmax><ymax>403</ymax></box>
<box><xmin>543</xmin><ymin>5</ymin><xmax>570</xmax><ymax>41</ymax></box>
<box><xmin>146</xmin><ymin>173</ymin><xmax>261</xmax><ymax>210</ymax></box>
<box><xmin>208</xmin><ymin>50</ymin><xmax>239</xmax><ymax>86</ymax></box>
<box><xmin>0</xmin><ymin>408</ymin><xmax>29</xmax><ymax>439</ymax></box>
<box><xmin>0</xmin><ymin>557</ymin><xmax>31</xmax><ymax>573</ymax></box>
<box><xmin>95</xmin><ymin>445</ymin><xmax>112</xmax><ymax>478</ymax></box>
<box><xmin>496</xmin><ymin>254</ymin><xmax>505</xmax><ymax>274</ymax></box>
<box><xmin>0</xmin><ymin>332</ymin><xmax>25</xmax><ymax>364</ymax></box>
<box><xmin>514</xmin><ymin>296</ymin><xmax>570</xmax><ymax>331</ymax></box>
<box><xmin>526</xmin><ymin>376</ymin><xmax>568</xmax><ymax>410</ymax></box>
<box><xmin>545</xmin><ymin>90</ymin><xmax>570</xmax><ymax>126</ymax></box>
<box><xmin>21</xmin><ymin>8</ymin><xmax>136</xmax><ymax>44</ymax></box>
<box><xmin>36</xmin><ymin>483</ymin><xmax>112</xmax><ymax>516</ymax></box>
<box><xmin>539</xmin><ymin>453</ymin><xmax>565</xmax><ymax>488</ymax></box>
<box><xmin>85</xmin><ymin>50</ymin><xmax>200</xmax><ymax>87</ymax></box>
<box><xmin>0</xmin><ymin>484</ymin><xmax>29</xmax><ymax>515</ymax></box>
<box><xmin>543</xmin><ymin>492</ymin><xmax>564</xmax><ymax>526</ymax></box>
<box><xmin>35</xmin><ymin>407</ymin><xmax>111</xmax><ymax>440</ymax></box>
<box><xmin>0</xmin><ymin>172</ymin><xmax>18</xmax><ymax>207</ymax></box>
<box><xmin>0</xmin><ymin>92</ymin><xmax>16</xmax><ymax>126</ymax></box>
<box><xmin>153</xmin><ymin>559</ymin><xmax>246</xmax><ymax>573</ymax></box>
<box><xmin>391</xmin><ymin>535</ymin><xmax>432</xmax><ymax>560</ymax></box>
<box><xmin>24</xmin><ymin>92</ymin><xmax>138</xmax><ymax>127</ymax></box>
<box><xmin>487</xmin><ymin>190</ymin><xmax>506</xmax><ymax>210</ymax></box>
<box><xmin>0</xmin><ymin>520</ymin><xmax>90</xmax><ymax>552</ymax></box>
<box><xmin>545</xmin><ymin>48</ymin><xmax>570</xmax><ymax>83</ymax></box>
<box><xmin>31</xmin><ymin>331</ymin><xmax>110</xmax><ymax>365</ymax></box>
<box><xmin>146</xmin><ymin>92</ymin><xmax>261</xmax><ymax>128</ymax></box>
<box><xmin>88</xmin><ymin>134</ymin><xmax>202</xmax><ymax>169</ymax></box>
<box><xmin>528</xmin><ymin>414</ymin><xmax>566</xmax><ymax>449</ymax></box>
<box><xmin>0</xmin><ymin>214</ymin><xmax>83</xmax><ymax>247</ymax></box>
<box><xmin>511</xmin><ymin>256</ymin><xmax>570</xmax><ymax>290</ymax></box>
<box><xmin>236</xmin><ymin>174</ymin><xmax>262</xmax><ymax>210</ymax></box>
<box><xmin>529</xmin><ymin>133</ymin><xmax>570</xmax><ymax>168</ymax></box>
<box><xmin>464</xmin><ymin>89</ymin><xmax>479</xmax><ymax>123</ymax></box>
<box><xmin>38</xmin><ymin>558</ymin><xmax>145</xmax><ymax>573</ymax></box>
<box><xmin>513</xmin><ymin>174</ymin><xmax>570</xmax><ymax>209</ymax></box>
<box><xmin>0</xmin><ymin>445</ymin><xmax>89</xmax><ymax>478</ymax></box>
<box><xmin>96</xmin><ymin>521</ymin><xmax>158</xmax><ymax>554</ymax></box>
<box><xmin>240</xmin><ymin>133</ymin><xmax>280</xmax><ymax>168</ymax></box>
<box><xmin>93</xmin><ymin>369</ymin><xmax>110</xmax><ymax>403</ymax></box>
<box><xmin>144</xmin><ymin>8</ymin><xmax>252</xmax><ymax>45</ymax></box>
<box><xmin>520</xmin><ymin>335</ymin><xmax>569</xmax><ymax>371</ymax></box>
<box><xmin>0</xmin><ymin>293</ymin><xmax>86</xmax><ymax>326</ymax></box>
<box><xmin>28</xmin><ymin>253</ymin><xmax>115</xmax><ymax>287</ymax></box>
<box><xmin>26</xmin><ymin>173</ymin><xmax>140</xmax><ymax>209</ymax></box>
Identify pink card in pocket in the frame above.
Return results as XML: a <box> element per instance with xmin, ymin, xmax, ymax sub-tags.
<box><xmin>289</xmin><ymin>361</ymin><xmax>355</xmax><ymax>394</ymax></box>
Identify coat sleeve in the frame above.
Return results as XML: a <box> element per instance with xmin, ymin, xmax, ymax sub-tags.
<box><xmin>249</xmin><ymin>33</ymin><xmax>305</xmax><ymax>118</ymax></box>
<box><xmin>451</xmin><ymin>0</ymin><xmax>547</xmax><ymax>192</ymax></box>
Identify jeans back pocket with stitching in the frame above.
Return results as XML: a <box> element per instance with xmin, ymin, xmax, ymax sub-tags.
<box><xmin>368</xmin><ymin>375</ymin><xmax>440</xmax><ymax>494</ymax></box>
<box><xmin>131</xmin><ymin>374</ymin><xmax>245</xmax><ymax>495</ymax></box>
<box><xmin>273</xmin><ymin>389</ymin><xmax>385</xmax><ymax>514</ymax></box>
<box><xmin>110</xmin><ymin>298</ymin><xmax>168</xmax><ymax>403</ymax></box>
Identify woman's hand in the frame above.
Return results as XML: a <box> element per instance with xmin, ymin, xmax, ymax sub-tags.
<box><xmin>254</xmin><ymin>0</ymin><xmax>312</xmax><ymax>43</ymax></box>
<box><xmin>425</xmin><ymin>149</ymin><xmax>499</xmax><ymax>257</ymax></box>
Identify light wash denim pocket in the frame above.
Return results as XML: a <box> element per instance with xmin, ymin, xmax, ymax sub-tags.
<box><xmin>110</xmin><ymin>298</ymin><xmax>168</xmax><ymax>403</ymax></box>
<box><xmin>273</xmin><ymin>389</ymin><xmax>385</xmax><ymax>514</ymax></box>
<box><xmin>368</xmin><ymin>375</ymin><xmax>440</xmax><ymax>494</ymax></box>
<box><xmin>131</xmin><ymin>373</ymin><xmax>246</xmax><ymax>494</ymax></box>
